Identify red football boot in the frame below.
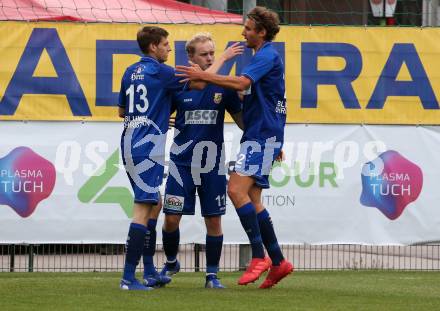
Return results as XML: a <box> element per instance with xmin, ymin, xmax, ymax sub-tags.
<box><xmin>259</xmin><ymin>260</ymin><xmax>294</xmax><ymax>289</ymax></box>
<box><xmin>238</xmin><ymin>256</ymin><xmax>272</xmax><ymax>285</ymax></box>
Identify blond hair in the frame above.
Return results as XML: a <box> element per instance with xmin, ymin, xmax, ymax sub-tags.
<box><xmin>185</xmin><ymin>32</ymin><xmax>215</xmax><ymax>56</ymax></box>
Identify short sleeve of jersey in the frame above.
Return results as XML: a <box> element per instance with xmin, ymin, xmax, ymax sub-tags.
<box><xmin>118</xmin><ymin>76</ymin><xmax>126</xmax><ymax>108</ymax></box>
<box><xmin>224</xmin><ymin>89</ymin><xmax>242</xmax><ymax>115</ymax></box>
<box><xmin>162</xmin><ymin>65</ymin><xmax>185</xmax><ymax>91</ymax></box>
<box><xmin>241</xmin><ymin>51</ymin><xmax>274</xmax><ymax>84</ymax></box>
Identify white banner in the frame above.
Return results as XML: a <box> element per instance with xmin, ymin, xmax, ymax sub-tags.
<box><xmin>0</xmin><ymin>121</ymin><xmax>439</xmax><ymax>245</ymax></box>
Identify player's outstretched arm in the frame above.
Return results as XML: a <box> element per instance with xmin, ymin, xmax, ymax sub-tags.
<box><xmin>206</xmin><ymin>42</ymin><xmax>244</xmax><ymax>74</ymax></box>
<box><xmin>186</xmin><ymin>42</ymin><xmax>244</xmax><ymax>90</ymax></box>
<box><xmin>176</xmin><ymin>68</ymin><xmax>251</xmax><ymax>92</ymax></box>
<box><xmin>184</xmin><ymin>62</ymin><xmax>205</xmax><ymax>90</ymax></box>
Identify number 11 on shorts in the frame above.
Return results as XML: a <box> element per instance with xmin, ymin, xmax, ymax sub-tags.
<box><xmin>215</xmin><ymin>194</ymin><xmax>226</xmax><ymax>207</ymax></box>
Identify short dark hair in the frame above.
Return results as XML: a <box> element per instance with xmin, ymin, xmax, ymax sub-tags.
<box><xmin>247</xmin><ymin>6</ymin><xmax>280</xmax><ymax>41</ymax></box>
<box><xmin>137</xmin><ymin>26</ymin><xmax>169</xmax><ymax>54</ymax></box>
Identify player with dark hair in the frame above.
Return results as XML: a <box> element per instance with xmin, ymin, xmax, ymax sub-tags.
<box><xmin>118</xmin><ymin>26</ymin><xmax>182</xmax><ymax>291</ymax></box>
<box><xmin>176</xmin><ymin>7</ymin><xmax>294</xmax><ymax>289</ymax></box>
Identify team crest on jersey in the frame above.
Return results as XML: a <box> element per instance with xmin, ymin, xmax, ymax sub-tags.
<box><xmin>213</xmin><ymin>93</ymin><xmax>222</xmax><ymax>104</ymax></box>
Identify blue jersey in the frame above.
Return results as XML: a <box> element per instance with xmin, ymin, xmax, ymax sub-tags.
<box><xmin>241</xmin><ymin>42</ymin><xmax>286</xmax><ymax>144</ymax></box>
<box><xmin>170</xmin><ymin>84</ymin><xmax>241</xmax><ymax>168</ymax></box>
<box><xmin>118</xmin><ymin>56</ymin><xmax>183</xmax><ymax>158</ymax></box>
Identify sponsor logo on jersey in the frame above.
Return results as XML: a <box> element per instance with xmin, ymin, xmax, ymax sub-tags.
<box><xmin>213</xmin><ymin>93</ymin><xmax>222</xmax><ymax>104</ymax></box>
<box><xmin>164</xmin><ymin>194</ymin><xmax>184</xmax><ymax>211</ymax></box>
<box><xmin>276</xmin><ymin>100</ymin><xmax>287</xmax><ymax>114</ymax></box>
<box><xmin>130</xmin><ymin>66</ymin><xmax>144</xmax><ymax>81</ymax></box>
<box><xmin>184</xmin><ymin>98</ymin><xmax>192</xmax><ymax>102</ymax></box>
<box><xmin>185</xmin><ymin>110</ymin><xmax>218</xmax><ymax>124</ymax></box>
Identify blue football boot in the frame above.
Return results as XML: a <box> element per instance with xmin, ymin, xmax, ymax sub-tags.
<box><xmin>143</xmin><ymin>270</ymin><xmax>172</xmax><ymax>288</ymax></box>
<box><xmin>205</xmin><ymin>274</ymin><xmax>226</xmax><ymax>289</ymax></box>
<box><xmin>120</xmin><ymin>278</ymin><xmax>154</xmax><ymax>291</ymax></box>
<box><xmin>160</xmin><ymin>260</ymin><xmax>181</xmax><ymax>277</ymax></box>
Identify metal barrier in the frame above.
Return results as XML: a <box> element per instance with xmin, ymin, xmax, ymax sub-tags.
<box><xmin>2</xmin><ymin>244</ymin><xmax>440</xmax><ymax>272</ymax></box>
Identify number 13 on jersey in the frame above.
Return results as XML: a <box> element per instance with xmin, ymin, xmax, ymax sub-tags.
<box><xmin>126</xmin><ymin>83</ymin><xmax>149</xmax><ymax>113</ymax></box>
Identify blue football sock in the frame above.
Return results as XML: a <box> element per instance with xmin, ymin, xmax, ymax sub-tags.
<box><xmin>236</xmin><ymin>202</ymin><xmax>265</xmax><ymax>259</ymax></box>
<box><xmin>206</xmin><ymin>234</ymin><xmax>223</xmax><ymax>274</ymax></box>
<box><xmin>123</xmin><ymin>223</ymin><xmax>147</xmax><ymax>281</ymax></box>
<box><xmin>162</xmin><ymin>228</ymin><xmax>180</xmax><ymax>262</ymax></box>
<box><xmin>257</xmin><ymin>209</ymin><xmax>284</xmax><ymax>266</ymax></box>
<box><xmin>143</xmin><ymin>219</ymin><xmax>158</xmax><ymax>276</ymax></box>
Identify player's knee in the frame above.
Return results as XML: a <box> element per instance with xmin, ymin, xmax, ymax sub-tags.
<box><xmin>205</xmin><ymin>216</ymin><xmax>222</xmax><ymax>236</ymax></box>
<box><xmin>227</xmin><ymin>182</ymin><xmax>241</xmax><ymax>202</ymax></box>
<box><xmin>163</xmin><ymin>214</ymin><xmax>181</xmax><ymax>232</ymax></box>
<box><xmin>149</xmin><ymin>201</ymin><xmax>162</xmax><ymax>220</ymax></box>
<box><xmin>132</xmin><ymin>202</ymin><xmax>150</xmax><ymax>225</ymax></box>
<box><xmin>205</xmin><ymin>216</ymin><xmax>221</xmax><ymax>227</ymax></box>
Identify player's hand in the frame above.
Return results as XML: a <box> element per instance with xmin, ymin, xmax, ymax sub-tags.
<box><xmin>168</xmin><ymin>115</ymin><xmax>176</xmax><ymax>129</ymax></box>
<box><xmin>178</xmin><ymin>61</ymin><xmax>203</xmax><ymax>83</ymax></box>
<box><xmin>188</xmin><ymin>60</ymin><xmax>202</xmax><ymax>71</ymax></box>
<box><xmin>221</xmin><ymin>42</ymin><xmax>244</xmax><ymax>61</ymax></box>
<box><xmin>275</xmin><ymin>149</ymin><xmax>285</xmax><ymax>162</ymax></box>
<box><xmin>176</xmin><ymin>62</ymin><xmax>204</xmax><ymax>82</ymax></box>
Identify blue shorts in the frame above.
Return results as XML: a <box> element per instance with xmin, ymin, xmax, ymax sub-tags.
<box><xmin>123</xmin><ymin>155</ymin><xmax>163</xmax><ymax>204</ymax></box>
<box><xmin>234</xmin><ymin>139</ymin><xmax>282</xmax><ymax>189</ymax></box>
<box><xmin>163</xmin><ymin>165</ymin><xmax>226</xmax><ymax>217</ymax></box>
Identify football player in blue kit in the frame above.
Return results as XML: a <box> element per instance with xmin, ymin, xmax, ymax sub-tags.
<box><xmin>176</xmin><ymin>7</ymin><xmax>294</xmax><ymax>289</ymax></box>
<box><xmin>118</xmin><ymin>26</ymin><xmax>243</xmax><ymax>290</ymax></box>
<box><xmin>158</xmin><ymin>33</ymin><xmax>243</xmax><ymax>289</ymax></box>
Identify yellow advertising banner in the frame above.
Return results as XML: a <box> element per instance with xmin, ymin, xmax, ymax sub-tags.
<box><xmin>1</xmin><ymin>22</ymin><xmax>440</xmax><ymax>123</ymax></box>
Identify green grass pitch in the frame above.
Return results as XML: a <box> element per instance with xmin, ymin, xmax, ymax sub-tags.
<box><xmin>1</xmin><ymin>271</ymin><xmax>440</xmax><ymax>311</ymax></box>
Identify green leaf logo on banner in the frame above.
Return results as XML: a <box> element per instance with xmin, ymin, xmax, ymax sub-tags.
<box><xmin>77</xmin><ymin>149</ymin><xmax>133</xmax><ymax>218</ymax></box>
